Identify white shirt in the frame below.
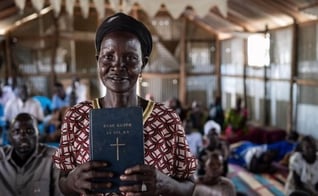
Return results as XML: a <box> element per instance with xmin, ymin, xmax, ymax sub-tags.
<box><xmin>4</xmin><ymin>96</ymin><xmax>44</xmax><ymax>122</ymax></box>
<box><xmin>285</xmin><ymin>152</ymin><xmax>318</xmax><ymax>195</ymax></box>
<box><xmin>66</xmin><ymin>82</ymin><xmax>87</xmax><ymax>103</ymax></box>
<box><xmin>0</xmin><ymin>86</ymin><xmax>15</xmax><ymax>107</ymax></box>
<box><xmin>186</xmin><ymin>132</ymin><xmax>203</xmax><ymax>157</ymax></box>
<box><xmin>244</xmin><ymin>145</ymin><xmax>267</xmax><ymax>169</ymax></box>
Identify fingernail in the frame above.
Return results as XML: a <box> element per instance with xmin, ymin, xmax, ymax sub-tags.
<box><xmin>120</xmin><ymin>175</ymin><xmax>126</xmax><ymax>180</ymax></box>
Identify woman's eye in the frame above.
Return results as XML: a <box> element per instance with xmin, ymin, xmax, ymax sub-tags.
<box><xmin>105</xmin><ymin>55</ymin><xmax>114</xmax><ymax>61</ymax></box>
<box><xmin>101</xmin><ymin>54</ymin><xmax>114</xmax><ymax>61</ymax></box>
<box><xmin>126</xmin><ymin>55</ymin><xmax>138</xmax><ymax>62</ymax></box>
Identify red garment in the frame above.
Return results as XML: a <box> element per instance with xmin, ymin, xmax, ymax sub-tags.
<box><xmin>53</xmin><ymin>99</ymin><xmax>197</xmax><ymax>196</ymax></box>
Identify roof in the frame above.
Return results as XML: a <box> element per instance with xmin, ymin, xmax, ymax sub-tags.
<box><xmin>1</xmin><ymin>0</ymin><xmax>317</xmax><ymax>37</ymax></box>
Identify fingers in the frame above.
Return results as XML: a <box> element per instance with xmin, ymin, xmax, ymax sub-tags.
<box><xmin>119</xmin><ymin>165</ymin><xmax>157</xmax><ymax>195</ymax></box>
<box><xmin>124</xmin><ymin>164</ymin><xmax>154</xmax><ymax>175</ymax></box>
<box><xmin>119</xmin><ymin>183</ymin><xmax>152</xmax><ymax>196</ymax></box>
<box><xmin>121</xmin><ymin>165</ymin><xmax>155</xmax><ymax>182</ymax></box>
<box><xmin>81</xmin><ymin>161</ymin><xmax>108</xmax><ymax>171</ymax></box>
<box><xmin>71</xmin><ymin>161</ymin><xmax>113</xmax><ymax>180</ymax></box>
<box><xmin>68</xmin><ymin>161</ymin><xmax>114</xmax><ymax>194</ymax></box>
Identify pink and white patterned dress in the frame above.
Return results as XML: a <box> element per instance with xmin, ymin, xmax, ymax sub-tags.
<box><xmin>53</xmin><ymin>98</ymin><xmax>197</xmax><ymax>196</ymax></box>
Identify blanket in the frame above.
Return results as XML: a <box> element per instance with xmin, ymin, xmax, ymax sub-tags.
<box><xmin>228</xmin><ymin>163</ymin><xmax>286</xmax><ymax>196</ymax></box>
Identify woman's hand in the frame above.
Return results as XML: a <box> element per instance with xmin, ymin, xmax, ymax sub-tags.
<box><xmin>119</xmin><ymin>165</ymin><xmax>194</xmax><ymax>196</ymax></box>
<box><xmin>61</xmin><ymin>161</ymin><xmax>113</xmax><ymax>195</ymax></box>
<box><xmin>119</xmin><ymin>165</ymin><xmax>158</xmax><ymax>195</ymax></box>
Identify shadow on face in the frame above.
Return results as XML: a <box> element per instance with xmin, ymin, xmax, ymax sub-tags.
<box><xmin>9</xmin><ymin>113</ymin><xmax>38</xmax><ymax>160</ymax></box>
<box><xmin>300</xmin><ymin>136</ymin><xmax>317</xmax><ymax>163</ymax></box>
<box><xmin>205</xmin><ymin>151</ymin><xmax>224</xmax><ymax>179</ymax></box>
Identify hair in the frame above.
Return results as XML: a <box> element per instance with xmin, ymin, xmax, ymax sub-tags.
<box><xmin>95</xmin><ymin>12</ymin><xmax>152</xmax><ymax>58</ymax></box>
<box><xmin>10</xmin><ymin>113</ymin><xmax>39</xmax><ymax>134</ymax></box>
<box><xmin>54</xmin><ymin>82</ymin><xmax>63</xmax><ymax>88</ymax></box>
<box><xmin>295</xmin><ymin>135</ymin><xmax>317</xmax><ymax>153</ymax></box>
<box><xmin>207</xmin><ymin>150</ymin><xmax>223</xmax><ymax>162</ymax></box>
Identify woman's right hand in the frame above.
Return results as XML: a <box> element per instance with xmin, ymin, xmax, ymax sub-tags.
<box><xmin>62</xmin><ymin>161</ymin><xmax>113</xmax><ymax>195</ymax></box>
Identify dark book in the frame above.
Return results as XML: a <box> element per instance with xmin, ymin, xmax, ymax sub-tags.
<box><xmin>89</xmin><ymin>107</ymin><xmax>144</xmax><ymax>193</ymax></box>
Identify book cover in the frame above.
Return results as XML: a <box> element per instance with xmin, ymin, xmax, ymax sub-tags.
<box><xmin>89</xmin><ymin>106</ymin><xmax>144</xmax><ymax>193</ymax></box>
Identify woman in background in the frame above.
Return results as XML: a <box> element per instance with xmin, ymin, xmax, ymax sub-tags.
<box><xmin>223</xmin><ymin>96</ymin><xmax>248</xmax><ymax>139</ymax></box>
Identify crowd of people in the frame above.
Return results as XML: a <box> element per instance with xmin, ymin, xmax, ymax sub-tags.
<box><xmin>0</xmin><ymin>77</ymin><xmax>87</xmax><ymax>146</ymax></box>
<box><xmin>168</xmin><ymin>94</ymin><xmax>318</xmax><ymax>195</ymax></box>
<box><xmin>0</xmin><ymin>12</ymin><xmax>317</xmax><ymax>196</ymax></box>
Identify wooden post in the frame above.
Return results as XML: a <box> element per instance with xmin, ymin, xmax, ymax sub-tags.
<box><xmin>179</xmin><ymin>16</ymin><xmax>187</xmax><ymax>105</ymax></box>
<box><xmin>4</xmin><ymin>34</ymin><xmax>13</xmax><ymax>82</ymax></box>
<box><xmin>288</xmin><ymin>21</ymin><xmax>298</xmax><ymax>132</ymax></box>
<box><xmin>215</xmin><ymin>36</ymin><xmax>221</xmax><ymax>98</ymax></box>
<box><xmin>264</xmin><ymin>27</ymin><xmax>270</xmax><ymax>126</ymax></box>
<box><xmin>243</xmin><ymin>38</ymin><xmax>248</xmax><ymax>115</ymax></box>
<box><xmin>50</xmin><ymin>16</ymin><xmax>59</xmax><ymax>87</ymax></box>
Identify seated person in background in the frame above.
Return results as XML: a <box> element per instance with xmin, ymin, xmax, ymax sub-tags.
<box><xmin>208</xmin><ymin>95</ymin><xmax>225</xmax><ymax>130</ymax></box>
<box><xmin>204</xmin><ymin>118</ymin><xmax>221</xmax><ymax>137</ymax></box>
<box><xmin>223</xmin><ymin>96</ymin><xmax>248</xmax><ymax>139</ymax></box>
<box><xmin>167</xmin><ymin>97</ymin><xmax>186</xmax><ymax>120</ymax></box>
<box><xmin>0</xmin><ymin>80</ymin><xmax>15</xmax><ymax>108</ymax></box>
<box><xmin>193</xmin><ymin>151</ymin><xmax>236</xmax><ymax>196</ymax></box>
<box><xmin>0</xmin><ymin>113</ymin><xmax>62</xmax><ymax>195</ymax></box>
<box><xmin>229</xmin><ymin>139</ymin><xmax>297</xmax><ymax>173</ymax></box>
<box><xmin>4</xmin><ymin>84</ymin><xmax>44</xmax><ymax>125</ymax></box>
<box><xmin>184</xmin><ymin>115</ymin><xmax>203</xmax><ymax>157</ymax></box>
<box><xmin>40</xmin><ymin>106</ymin><xmax>69</xmax><ymax>144</ymax></box>
<box><xmin>190</xmin><ymin>101</ymin><xmax>207</xmax><ymax>135</ymax></box>
<box><xmin>285</xmin><ymin>135</ymin><xmax>318</xmax><ymax>196</ymax></box>
<box><xmin>33</xmin><ymin>94</ymin><xmax>53</xmax><ymax>117</ymax></box>
<box><xmin>51</xmin><ymin>82</ymin><xmax>70</xmax><ymax>111</ymax></box>
<box><xmin>66</xmin><ymin>76</ymin><xmax>87</xmax><ymax>105</ymax></box>
<box><xmin>197</xmin><ymin>122</ymin><xmax>229</xmax><ymax>177</ymax></box>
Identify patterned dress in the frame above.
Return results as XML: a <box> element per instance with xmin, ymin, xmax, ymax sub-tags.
<box><xmin>53</xmin><ymin>98</ymin><xmax>197</xmax><ymax>196</ymax></box>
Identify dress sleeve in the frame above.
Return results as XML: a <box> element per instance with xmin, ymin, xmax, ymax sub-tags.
<box><xmin>171</xmin><ymin>112</ymin><xmax>197</xmax><ymax>179</ymax></box>
<box><xmin>52</xmin><ymin>108</ymin><xmax>76</xmax><ymax>172</ymax></box>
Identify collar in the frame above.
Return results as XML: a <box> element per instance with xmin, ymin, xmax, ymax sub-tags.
<box><xmin>92</xmin><ymin>96</ymin><xmax>155</xmax><ymax>125</ymax></box>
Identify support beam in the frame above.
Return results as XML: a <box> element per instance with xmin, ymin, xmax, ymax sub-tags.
<box><xmin>4</xmin><ymin>35</ymin><xmax>12</xmax><ymax>81</ymax></box>
<box><xmin>215</xmin><ymin>37</ymin><xmax>221</xmax><ymax>97</ymax></box>
<box><xmin>179</xmin><ymin>16</ymin><xmax>187</xmax><ymax>105</ymax></box>
<box><xmin>288</xmin><ymin>21</ymin><xmax>298</xmax><ymax>132</ymax></box>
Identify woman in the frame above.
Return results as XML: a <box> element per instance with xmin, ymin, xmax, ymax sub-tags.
<box><xmin>223</xmin><ymin>96</ymin><xmax>248</xmax><ymax>139</ymax></box>
<box><xmin>52</xmin><ymin>13</ymin><xmax>197</xmax><ymax>196</ymax></box>
<box><xmin>285</xmin><ymin>135</ymin><xmax>318</xmax><ymax>196</ymax></box>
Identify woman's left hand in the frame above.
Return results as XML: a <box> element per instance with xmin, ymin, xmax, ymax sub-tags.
<box><xmin>119</xmin><ymin>164</ymin><xmax>162</xmax><ymax>195</ymax></box>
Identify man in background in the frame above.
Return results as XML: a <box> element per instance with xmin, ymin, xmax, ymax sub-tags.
<box><xmin>0</xmin><ymin>113</ymin><xmax>62</xmax><ymax>196</ymax></box>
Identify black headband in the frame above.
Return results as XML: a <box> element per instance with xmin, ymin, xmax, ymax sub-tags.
<box><xmin>95</xmin><ymin>12</ymin><xmax>152</xmax><ymax>58</ymax></box>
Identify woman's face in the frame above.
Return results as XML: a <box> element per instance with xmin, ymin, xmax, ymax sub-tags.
<box><xmin>97</xmin><ymin>31</ymin><xmax>144</xmax><ymax>94</ymax></box>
